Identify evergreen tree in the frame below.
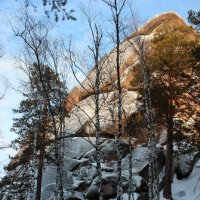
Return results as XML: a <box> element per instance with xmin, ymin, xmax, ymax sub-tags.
<box><xmin>188</xmin><ymin>10</ymin><xmax>200</xmax><ymax>32</ymax></box>
<box><xmin>10</xmin><ymin>63</ymin><xmax>67</xmax><ymax>199</ymax></box>
<box><xmin>21</xmin><ymin>0</ymin><xmax>76</xmax><ymax>21</ymax></box>
<box><xmin>132</xmin><ymin>25</ymin><xmax>199</xmax><ymax>199</ymax></box>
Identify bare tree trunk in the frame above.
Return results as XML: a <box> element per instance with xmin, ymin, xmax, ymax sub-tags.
<box><xmin>101</xmin><ymin>1</ymin><xmax>127</xmax><ymax>198</ymax></box>
<box><xmin>95</xmin><ymin>87</ymin><xmax>103</xmax><ymax>199</ymax></box>
<box><xmin>27</xmin><ymin>82</ymin><xmax>40</xmax><ymax>199</ymax></box>
<box><xmin>128</xmin><ymin>135</ymin><xmax>134</xmax><ymax>200</ymax></box>
<box><xmin>29</xmin><ymin>130</ymin><xmax>37</xmax><ymax>199</ymax></box>
<box><xmin>116</xmin><ymin>13</ymin><xmax>123</xmax><ymax>200</ymax></box>
<box><xmin>35</xmin><ymin>148</ymin><xmax>45</xmax><ymax>200</ymax></box>
<box><xmin>95</xmin><ymin>56</ymin><xmax>103</xmax><ymax>200</ymax></box>
<box><xmin>87</xmin><ymin>13</ymin><xmax>104</xmax><ymax>199</ymax></box>
<box><xmin>126</xmin><ymin>28</ymin><xmax>159</xmax><ymax>198</ymax></box>
<box><xmin>140</xmin><ymin>57</ymin><xmax>159</xmax><ymax>200</ymax></box>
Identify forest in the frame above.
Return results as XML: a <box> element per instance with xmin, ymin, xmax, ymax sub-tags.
<box><xmin>0</xmin><ymin>1</ymin><xmax>200</xmax><ymax>200</ymax></box>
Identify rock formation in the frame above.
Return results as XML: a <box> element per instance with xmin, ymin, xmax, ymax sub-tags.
<box><xmin>65</xmin><ymin>11</ymin><xmax>199</xmax><ymax>143</ymax></box>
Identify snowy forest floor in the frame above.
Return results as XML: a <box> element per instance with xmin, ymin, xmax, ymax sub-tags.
<box><xmin>160</xmin><ymin>160</ymin><xmax>200</xmax><ymax>200</ymax></box>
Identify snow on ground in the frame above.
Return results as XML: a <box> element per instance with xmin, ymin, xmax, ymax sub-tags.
<box><xmin>160</xmin><ymin>160</ymin><xmax>200</xmax><ymax>200</ymax></box>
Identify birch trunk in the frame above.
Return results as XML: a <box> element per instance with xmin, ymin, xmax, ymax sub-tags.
<box><xmin>29</xmin><ymin>130</ymin><xmax>37</xmax><ymax>199</ymax></box>
<box><xmin>140</xmin><ymin>57</ymin><xmax>159</xmax><ymax>200</ymax></box>
<box><xmin>35</xmin><ymin>132</ymin><xmax>46</xmax><ymax>200</ymax></box>
<box><xmin>104</xmin><ymin>1</ymin><xmax>126</xmax><ymax>198</ymax></box>
<box><xmin>116</xmin><ymin>12</ymin><xmax>123</xmax><ymax>200</ymax></box>
<box><xmin>128</xmin><ymin>136</ymin><xmax>134</xmax><ymax>200</ymax></box>
<box><xmin>93</xmin><ymin>22</ymin><xmax>103</xmax><ymax>200</ymax></box>
<box><xmin>95</xmin><ymin>63</ymin><xmax>103</xmax><ymax>199</ymax></box>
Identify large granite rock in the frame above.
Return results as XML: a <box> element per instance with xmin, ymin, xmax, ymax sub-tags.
<box><xmin>64</xmin><ymin>11</ymin><xmax>192</xmax><ymax>143</ymax></box>
<box><xmin>175</xmin><ymin>152</ymin><xmax>200</xmax><ymax>180</ymax></box>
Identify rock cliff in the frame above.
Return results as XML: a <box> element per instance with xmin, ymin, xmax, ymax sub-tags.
<box><xmin>65</xmin><ymin>11</ymin><xmax>199</xmax><ymax>143</ymax></box>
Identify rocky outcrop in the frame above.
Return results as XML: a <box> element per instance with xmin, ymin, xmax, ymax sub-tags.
<box><xmin>66</xmin><ymin>12</ymin><xmax>190</xmax><ymax>112</ymax></box>
<box><xmin>60</xmin><ymin>138</ymin><xmax>166</xmax><ymax>200</ymax></box>
<box><xmin>0</xmin><ymin>138</ymin><xmax>167</xmax><ymax>200</ymax></box>
<box><xmin>65</xmin><ymin>90</ymin><xmax>141</xmax><ymax>138</ymax></box>
<box><xmin>2</xmin><ymin>138</ymin><xmax>200</xmax><ymax>200</ymax></box>
<box><xmin>175</xmin><ymin>152</ymin><xmax>200</xmax><ymax>180</ymax></box>
<box><xmin>64</xmin><ymin>11</ymin><xmax>199</xmax><ymax>143</ymax></box>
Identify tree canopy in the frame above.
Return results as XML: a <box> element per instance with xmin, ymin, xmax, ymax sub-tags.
<box><xmin>131</xmin><ymin>24</ymin><xmax>200</xmax><ymax>199</ymax></box>
<box><xmin>7</xmin><ymin>63</ymin><xmax>67</xmax><ymax>199</ymax></box>
<box><xmin>188</xmin><ymin>10</ymin><xmax>200</xmax><ymax>32</ymax></box>
<box><xmin>24</xmin><ymin>0</ymin><xmax>76</xmax><ymax>21</ymax></box>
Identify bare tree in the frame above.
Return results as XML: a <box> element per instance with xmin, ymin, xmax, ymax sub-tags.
<box><xmin>0</xmin><ymin>44</ymin><xmax>5</xmax><ymax>101</ymax></box>
<box><xmin>64</xmin><ymin>2</ymin><xmax>106</xmax><ymax>196</ymax></box>
<box><xmin>19</xmin><ymin>0</ymin><xmax>76</xmax><ymax>21</ymax></box>
<box><xmin>0</xmin><ymin>84</ymin><xmax>6</xmax><ymax>101</ymax></box>
<box><xmin>124</xmin><ymin>10</ymin><xmax>159</xmax><ymax>200</ymax></box>
<box><xmin>101</xmin><ymin>0</ymin><xmax>128</xmax><ymax>199</ymax></box>
<box><xmin>85</xmin><ymin>14</ymin><xmax>104</xmax><ymax>200</ymax></box>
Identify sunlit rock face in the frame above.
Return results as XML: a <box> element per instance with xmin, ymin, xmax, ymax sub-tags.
<box><xmin>66</xmin><ymin>11</ymin><xmax>188</xmax><ymax>110</ymax></box>
<box><xmin>65</xmin><ymin>90</ymin><xmax>140</xmax><ymax>137</ymax></box>
<box><xmin>65</xmin><ymin>11</ymin><xmax>195</xmax><ymax>143</ymax></box>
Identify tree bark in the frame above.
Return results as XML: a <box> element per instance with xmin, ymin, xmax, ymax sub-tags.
<box><xmin>35</xmin><ymin>148</ymin><xmax>45</xmax><ymax>200</ymax></box>
<box><xmin>163</xmin><ymin>115</ymin><xmax>174</xmax><ymax>199</ymax></box>
<box><xmin>115</xmin><ymin>1</ymin><xmax>123</xmax><ymax>198</ymax></box>
<box><xmin>140</xmin><ymin>57</ymin><xmax>159</xmax><ymax>200</ymax></box>
<box><xmin>94</xmin><ymin>32</ymin><xmax>103</xmax><ymax>200</ymax></box>
<box><xmin>36</xmin><ymin>132</ymin><xmax>45</xmax><ymax>200</ymax></box>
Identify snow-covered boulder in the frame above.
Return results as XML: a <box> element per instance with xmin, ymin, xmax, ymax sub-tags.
<box><xmin>100</xmin><ymin>139</ymin><xmax>129</xmax><ymax>162</ymax></box>
<box><xmin>41</xmin><ymin>183</ymin><xmax>56</xmax><ymax>200</ymax></box>
<box><xmin>64</xmin><ymin>191</ymin><xmax>85</xmax><ymax>200</ymax></box>
<box><xmin>159</xmin><ymin>160</ymin><xmax>200</xmax><ymax>200</ymax></box>
<box><xmin>175</xmin><ymin>152</ymin><xmax>200</xmax><ymax>180</ymax></box>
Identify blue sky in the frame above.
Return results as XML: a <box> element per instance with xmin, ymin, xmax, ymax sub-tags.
<box><xmin>0</xmin><ymin>0</ymin><xmax>199</xmax><ymax>177</ymax></box>
<box><xmin>135</xmin><ymin>0</ymin><xmax>199</xmax><ymax>21</ymax></box>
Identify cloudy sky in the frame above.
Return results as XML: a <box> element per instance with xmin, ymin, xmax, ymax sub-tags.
<box><xmin>0</xmin><ymin>0</ymin><xmax>199</xmax><ymax>177</ymax></box>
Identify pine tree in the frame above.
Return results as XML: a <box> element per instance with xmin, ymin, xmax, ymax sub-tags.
<box><xmin>13</xmin><ymin>11</ymin><xmax>69</xmax><ymax>198</ymax></box>
<box><xmin>10</xmin><ymin>63</ymin><xmax>67</xmax><ymax>199</ymax></box>
<box><xmin>141</xmin><ymin>25</ymin><xmax>199</xmax><ymax>199</ymax></box>
<box><xmin>188</xmin><ymin>10</ymin><xmax>200</xmax><ymax>32</ymax></box>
